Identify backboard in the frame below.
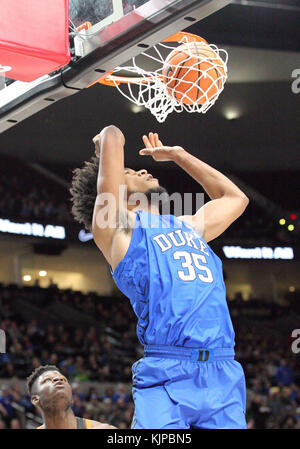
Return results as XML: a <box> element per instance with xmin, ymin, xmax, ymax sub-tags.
<box><xmin>0</xmin><ymin>0</ymin><xmax>231</xmax><ymax>132</ymax></box>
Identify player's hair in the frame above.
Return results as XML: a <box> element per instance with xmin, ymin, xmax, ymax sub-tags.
<box><xmin>70</xmin><ymin>156</ymin><xmax>99</xmax><ymax>232</ymax></box>
<box><xmin>27</xmin><ymin>365</ymin><xmax>61</xmax><ymax>395</ymax></box>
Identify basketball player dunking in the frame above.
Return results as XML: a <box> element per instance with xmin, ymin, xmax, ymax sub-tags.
<box><xmin>70</xmin><ymin>126</ymin><xmax>249</xmax><ymax>429</ymax></box>
<box><xmin>27</xmin><ymin>365</ymin><xmax>116</xmax><ymax>429</ymax></box>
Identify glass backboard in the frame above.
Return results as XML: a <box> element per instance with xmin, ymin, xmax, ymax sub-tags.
<box><xmin>0</xmin><ymin>0</ymin><xmax>231</xmax><ymax>132</ymax></box>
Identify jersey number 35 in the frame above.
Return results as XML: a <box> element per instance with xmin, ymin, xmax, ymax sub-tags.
<box><xmin>173</xmin><ymin>251</ymin><xmax>214</xmax><ymax>283</ymax></box>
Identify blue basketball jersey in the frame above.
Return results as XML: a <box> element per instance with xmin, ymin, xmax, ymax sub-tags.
<box><xmin>112</xmin><ymin>210</ymin><xmax>235</xmax><ymax>348</ymax></box>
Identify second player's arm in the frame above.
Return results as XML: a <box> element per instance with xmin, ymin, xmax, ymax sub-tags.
<box><xmin>139</xmin><ymin>133</ymin><xmax>249</xmax><ymax>243</ymax></box>
<box><xmin>173</xmin><ymin>150</ymin><xmax>249</xmax><ymax>242</ymax></box>
<box><xmin>92</xmin><ymin>125</ymin><xmax>127</xmax><ymax>264</ymax></box>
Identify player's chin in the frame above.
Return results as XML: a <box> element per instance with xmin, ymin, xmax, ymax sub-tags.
<box><xmin>146</xmin><ymin>178</ymin><xmax>159</xmax><ymax>187</ymax></box>
<box><xmin>135</xmin><ymin>179</ymin><xmax>159</xmax><ymax>194</ymax></box>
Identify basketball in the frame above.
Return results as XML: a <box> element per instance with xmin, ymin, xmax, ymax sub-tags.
<box><xmin>162</xmin><ymin>41</ymin><xmax>226</xmax><ymax>105</ymax></box>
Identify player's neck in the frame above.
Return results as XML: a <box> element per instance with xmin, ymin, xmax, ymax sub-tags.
<box><xmin>128</xmin><ymin>205</ymin><xmax>160</xmax><ymax>215</ymax></box>
<box><xmin>43</xmin><ymin>408</ymin><xmax>77</xmax><ymax>429</ymax></box>
<box><xmin>144</xmin><ymin>205</ymin><xmax>160</xmax><ymax>215</ymax></box>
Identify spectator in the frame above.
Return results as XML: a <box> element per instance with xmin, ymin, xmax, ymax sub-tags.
<box><xmin>275</xmin><ymin>359</ymin><xmax>295</xmax><ymax>386</ymax></box>
<box><xmin>71</xmin><ymin>395</ymin><xmax>85</xmax><ymax>417</ymax></box>
<box><xmin>0</xmin><ymin>386</ymin><xmax>15</xmax><ymax>426</ymax></box>
<box><xmin>71</xmin><ymin>382</ymin><xmax>86</xmax><ymax>402</ymax></box>
<box><xmin>74</xmin><ymin>356</ymin><xmax>89</xmax><ymax>382</ymax></box>
<box><xmin>113</xmin><ymin>384</ymin><xmax>130</xmax><ymax>404</ymax></box>
<box><xmin>10</xmin><ymin>418</ymin><xmax>21</xmax><ymax>429</ymax></box>
<box><xmin>85</xmin><ymin>394</ymin><xmax>102</xmax><ymax>420</ymax></box>
<box><xmin>281</xmin><ymin>415</ymin><xmax>298</xmax><ymax>429</ymax></box>
<box><xmin>250</xmin><ymin>394</ymin><xmax>271</xmax><ymax>429</ymax></box>
<box><xmin>102</xmin><ymin>387</ymin><xmax>114</xmax><ymax>402</ymax></box>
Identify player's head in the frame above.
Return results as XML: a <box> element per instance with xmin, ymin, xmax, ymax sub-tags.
<box><xmin>27</xmin><ymin>365</ymin><xmax>72</xmax><ymax>415</ymax></box>
<box><xmin>70</xmin><ymin>157</ymin><xmax>168</xmax><ymax>232</ymax></box>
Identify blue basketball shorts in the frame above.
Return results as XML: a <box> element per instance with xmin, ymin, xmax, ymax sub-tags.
<box><xmin>131</xmin><ymin>346</ymin><xmax>247</xmax><ymax>429</ymax></box>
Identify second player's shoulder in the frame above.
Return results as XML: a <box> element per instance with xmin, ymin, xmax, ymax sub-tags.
<box><xmin>90</xmin><ymin>419</ymin><xmax>117</xmax><ymax>429</ymax></box>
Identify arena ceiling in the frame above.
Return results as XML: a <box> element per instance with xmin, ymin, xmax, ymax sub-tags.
<box><xmin>1</xmin><ymin>1</ymin><xmax>300</xmax><ymax>173</ymax></box>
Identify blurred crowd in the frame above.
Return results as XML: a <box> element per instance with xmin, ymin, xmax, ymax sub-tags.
<box><xmin>0</xmin><ymin>173</ymin><xmax>72</xmax><ymax>224</ymax></box>
<box><xmin>0</xmin><ymin>283</ymin><xmax>299</xmax><ymax>429</ymax></box>
<box><xmin>234</xmin><ymin>322</ymin><xmax>300</xmax><ymax>429</ymax></box>
<box><xmin>0</xmin><ymin>284</ymin><xmax>138</xmax><ymax>381</ymax></box>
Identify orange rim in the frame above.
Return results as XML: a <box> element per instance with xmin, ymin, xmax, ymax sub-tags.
<box><xmin>94</xmin><ymin>71</ymin><xmax>160</xmax><ymax>87</ymax></box>
<box><xmin>87</xmin><ymin>31</ymin><xmax>209</xmax><ymax>88</ymax></box>
<box><xmin>161</xmin><ymin>31</ymin><xmax>208</xmax><ymax>45</ymax></box>
<box><xmin>77</xmin><ymin>21</ymin><xmax>92</xmax><ymax>31</ymax></box>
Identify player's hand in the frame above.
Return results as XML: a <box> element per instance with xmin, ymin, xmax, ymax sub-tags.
<box><xmin>93</xmin><ymin>126</ymin><xmax>125</xmax><ymax>158</ymax></box>
<box><xmin>139</xmin><ymin>132</ymin><xmax>184</xmax><ymax>162</ymax></box>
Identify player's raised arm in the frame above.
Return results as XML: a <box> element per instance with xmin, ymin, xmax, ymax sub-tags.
<box><xmin>173</xmin><ymin>151</ymin><xmax>249</xmax><ymax>242</ymax></box>
<box><xmin>139</xmin><ymin>132</ymin><xmax>249</xmax><ymax>242</ymax></box>
<box><xmin>92</xmin><ymin>125</ymin><xmax>126</xmax><ymax>263</ymax></box>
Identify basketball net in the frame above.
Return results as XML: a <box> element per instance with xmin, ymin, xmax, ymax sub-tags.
<box><xmin>97</xmin><ymin>33</ymin><xmax>228</xmax><ymax>123</ymax></box>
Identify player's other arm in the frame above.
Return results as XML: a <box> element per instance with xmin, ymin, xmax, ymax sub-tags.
<box><xmin>139</xmin><ymin>133</ymin><xmax>249</xmax><ymax>243</ymax></box>
<box><xmin>173</xmin><ymin>150</ymin><xmax>249</xmax><ymax>242</ymax></box>
<box><xmin>92</xmin><ymin>125</ymin><xmax>126</xmax><ymax>264</ymax></box>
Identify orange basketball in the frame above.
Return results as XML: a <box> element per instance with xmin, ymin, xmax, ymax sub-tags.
<box><xmin>162</xmin><ymin>42</ymin><xmax>226</xmax><ymax>105</ymax></box>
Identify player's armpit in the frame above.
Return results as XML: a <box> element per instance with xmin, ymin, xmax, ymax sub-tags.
<box><xmin>110</xmin><ymin>209</ymin><xmax>136</xmax><ymax>271</ymax></box>
<box><xmin>115</xmin><ymin>207</ymin><xmax>136</xmax><ymax>235</ymax></box>
<box><xmin>182</xmin><ymin>194</ymin><xmax>249</xmax><ymax>243</ymax></box>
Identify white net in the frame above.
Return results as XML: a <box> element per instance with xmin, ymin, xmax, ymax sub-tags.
<box><xmin>103</xmin><ymin>35</ymin><xmax>228</xmax><ymax>123</ymax></box>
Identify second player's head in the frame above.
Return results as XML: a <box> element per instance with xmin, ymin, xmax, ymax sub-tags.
<box><xmin>27</xmin><ymin>365</ymin><xmax>73</xmax><ymax>415</ymax></box>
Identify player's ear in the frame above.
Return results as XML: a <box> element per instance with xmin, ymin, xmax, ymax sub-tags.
<box><xmin>31</xmin><ymin>395</ymin><xmax>40</xmax><ymax>407</ymax></box>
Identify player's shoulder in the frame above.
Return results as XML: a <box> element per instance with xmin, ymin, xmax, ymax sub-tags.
<box><xmin>90</xmin><ymin>419</ymin><xmax>117</xmax><ymax>429</ymax></box>
<box><xmin>177</xmin><ymin>214</ymin><xmax>194</xmax><ymax>227</ymax></box>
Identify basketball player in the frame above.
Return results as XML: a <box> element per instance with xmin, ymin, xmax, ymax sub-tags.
<box><xmin>27</xmin><ymin>365</ymin><xmax>116</xmax><ymax>429</ymax></box>
<box><xmin>70</xmin><ymin>126</ymin><xmax>249</xmax><ymax>429</ymax></box>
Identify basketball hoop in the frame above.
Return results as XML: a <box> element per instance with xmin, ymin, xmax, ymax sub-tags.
<box><xmin>94</xmin><ymin>31</ymin><xmax>228</xmax><ymax>123</ymax></box>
